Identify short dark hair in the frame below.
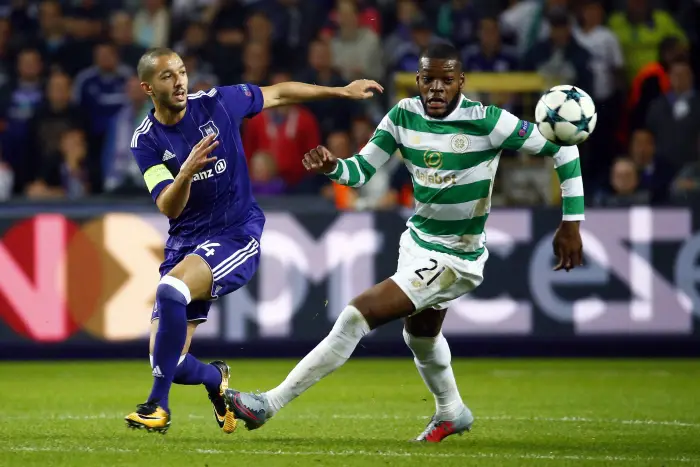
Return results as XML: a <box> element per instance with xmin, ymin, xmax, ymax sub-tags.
<box><xmin>419</xmin><ymin>43</ymin><xmax>462</xmax><ymax>66</ymax></box>
<box><xmin>137</xmin><ymin>47</ymin><xmax>177</xmax><ymax>82</ymax></box>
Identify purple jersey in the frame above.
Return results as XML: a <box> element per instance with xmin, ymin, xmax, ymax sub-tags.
<box><xmin>130</xmin><ymin>84</ymin><xmax>265</xmax><ymax>250</ymax></box>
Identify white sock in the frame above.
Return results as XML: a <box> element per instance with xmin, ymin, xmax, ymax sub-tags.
<box><xmin>265</xmin><ymin>306</ymin><xmax>370</xmax><ymax>417</ymax></box>
<box><xmin>403</xmin><ymin>328</ymin><xmax>465</xmax><ymax>420</ymax></box>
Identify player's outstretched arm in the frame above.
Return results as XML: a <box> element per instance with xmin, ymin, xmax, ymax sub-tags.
<box><xmin>260</xmin><ymin>79</ymin><xmax>383</xmax><ymax>109</ymax></box>
<box><xmin>489</xmin><ymin>106</ymin><xmax>584</xmax><ymax>271</ymax></box>
<box><xmin>156</xmin><ymin>134</ymin><xmax>219</xmax><ymax>219</ymax></box>
<box><xmin>303</xmin><ymin>107</ymin><xmax>400</xmax><ymax>188</ymax></box>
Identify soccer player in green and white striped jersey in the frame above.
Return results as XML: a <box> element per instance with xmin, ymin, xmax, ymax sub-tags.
<box><xmin>224</xmin><ymin>44</ymin><xmax>585</xmax><ymax>442</ymax></box>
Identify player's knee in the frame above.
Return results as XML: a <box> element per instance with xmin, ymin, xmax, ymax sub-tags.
<box><xmin>404</xmin><ymin>309</ymin><xmax>445</xmax><ymax>338</ymax></box>
<box><xmin>157</xmin><ymin>276</ymin><xmax>192</xmax><ymax>306</ymax></box>
<box><xmin>403</xmin><ymin>328</ymin><xmax>450</xmax><ymax>366</ymax></box>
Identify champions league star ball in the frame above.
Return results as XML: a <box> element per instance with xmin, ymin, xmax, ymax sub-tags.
<box><xmin>535</xmin><ymin>85</ymin><xmax>597</xmax><ymax>146</ymax></box>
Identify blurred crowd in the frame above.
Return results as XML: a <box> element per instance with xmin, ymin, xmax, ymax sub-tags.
<box><xmin>0</xmin><ymin>0</ymin><xmax>699</xmax><ymax>209</ymax></box>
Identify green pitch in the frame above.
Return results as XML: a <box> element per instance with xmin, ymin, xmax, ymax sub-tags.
<box><xmin>1</xmin><ymin>359</ymin><xmax>699</xmax><ymax>467</ymax></box>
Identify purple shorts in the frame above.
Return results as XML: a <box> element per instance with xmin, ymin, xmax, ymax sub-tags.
<box><xmin>151</xmin><ymin>235</ymin><xmax>260</xmax><ymax>322</ymax></box>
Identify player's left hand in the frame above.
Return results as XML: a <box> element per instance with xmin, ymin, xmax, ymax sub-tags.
<box><xmin>552</xmin><ymin>220</ymin><xmax>583</xmax><ymax>272</ymax></box>
<box><xmin>343</xmin><ymin>79</ymin><xmax>384</xmax><ymax>100</ymax></box>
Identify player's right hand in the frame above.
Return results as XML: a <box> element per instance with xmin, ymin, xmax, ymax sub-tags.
<box><xmin>181</xmin><ymin>134</ymin><xmax>219</xmax><ymax>178</ymax></box>
<box><xmin>302</xmin><ymin>145</ymin><xmax>338</xmax><ymax>174</ymax></box>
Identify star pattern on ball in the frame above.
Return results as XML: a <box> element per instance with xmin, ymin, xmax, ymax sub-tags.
<box><xmin>562</xmin><ymin>87</ymin><xmax>583</xmax><ymax>102</ymax></box>
<box><xmin>574</xmin><ymin>115</ymin><xmax>593</xmax><ymax>132</ymax></box>
<box><xmin>546</xmin><ymin>106</ymin><xmax>565</xmax><ymax>123</ymax></box>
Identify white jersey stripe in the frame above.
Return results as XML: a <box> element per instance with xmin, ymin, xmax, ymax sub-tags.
<box><xmin>131</xmin><ymin>117</ymin><xmax>151</xmax><ymax>148</ymax></box>
<box><xmin>131</xmin><ymin>120</ymin><xmax>152</xmax><ymax>149</ymax></box>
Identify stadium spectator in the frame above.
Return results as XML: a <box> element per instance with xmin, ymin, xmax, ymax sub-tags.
<box><xmin>64</xmin><ymin>0</ymin><xmax>105</xmax><ymax>41</ymax></box>
<box><xmin>249</xmin><ymin>151</ymin><xmax>287</xmax><ymax>196</ymax></box>
<box><xmin>390</xmin><ymin>17</ymin><xmax>445</xmax><ymax>73</ymax></box>
<box><xmin>182</xmin><ymin>54</ymin><xmax>218</xmax><ymax>91</ymax></box>
<box><xmin>500</xmin><ymin>0</ymin><xmax>571</xmax><ymax>57</ymax></box>
<box><xmin>573</xmin><ymin>0</ymin><xmax>625</xmax><ymax>181</ymax></box>
<box><xmin>435</xmin><ymin>0</ymin><xmax>479</xmax><ymax>50</ymax></box>
<box><xmin>239</xmin><ymin>41</ymin><xmax>271</xmax><ymax>85</ymax></box>
<box><xmin>593</xmin><ymin>157</ymin><xmax>650</xmax><ymax>206</ymax></box>
<box><xmin>0</xmin><ymin>18</ymin><xmax>13</xmax><ymax>112</ymax></box>
<box><xmin>31</xmin><ymin>0</ymin><xmax>75</xmax><ymax>75</ymax></box>
<box><xmin>321</xmin><ymin>0</ymin><xmax>382</xmax><ymax>39</ymax></box>
<box><xmin>263</xmin><ymin>0</ymin><xmax>325</xmax><ymax>72</ymax></box>
<box><xmin>627</xmin><ymin>37</ymin><xmax>687</xmax><ymax>133</ymax></box>
<box><xmin>210</xmin><ymin>0</ymin><xmax>247</xmax><ymax>49</ymax></box>
<box><xmin>26</xmin><ymin>127</ymin><xmax>91</xmax><ymax>199</ymax></box>
<box><xmin>608</xmin><ymin>0</ymin><xmax>687</xmax><ymax>83</ymax></box>
<box><xmin>330</xmin><ymin>0</ymin><xmax>383</xmax><ymax>81</ymax></box>
<box><xmin>110</xmin><ymin>11</ymin><xmax>146</xmax><ymax>70</ymax></box>
<box><xmin>463</xmin><ymin>17</ymin><xmax>518</xmax><ymax>72</ymax></box>
<box><xmin>383</xmin><ymin>0</ymin><xmax>422</xmax><ymax>61</ymax></box>
<box><xmin>522</xmin><ymin>9</ymin><xmax>593</xmax><ymax>93</ymax></box>
<box><xmin>296</xmin><ymin>39</ymin><xmax>356</xmax><ymax>138</ymax></box>
<box><xmin>170</xmin><ymin>0</ymin><xmax>218</xmax><ymax>26</ymax></box>
<box><xmin>646</xmin><ymin>60</ymin><xmax>700</xmax><ymax>173</ymax></box>
<box><xmin>242</xmin><ymin>70</ymin><xmax>321</xmax><ymax>187</ymax></box>
<box><xmin>73</xmin><ymin>41</ymin><xmax>132</xmax><ymax>191</ymax></box>
<box><xmin>133</xmin><ymin>0</ymin><xmax>170</xmax><ymax>49</ymax></box>
<box><xmin>679</xmin><ymin>0</ymin><xmax>700</xmax><ymax>88</ymax></box>
<box><xmin>3</xmin><ymin>47</ymin><xmax>44</xmax><ymax>193</ymax></box>
<box><xmin>0</xmin><ymin>147</ymin><xmax>13</xmax><ymax>202</ymax></box>
<box><xmin>670</xmin><ymin>161</ymin><xmax>700</xmax><ymax>204</ymax></box>
<box><xmin>627</xmin><ymin>128</ymin><xmax>675</xmax><ymax>204</ymax></box>
<box><xmin>101</xmin><ymin>76</ymin><xmax>149</xmax><ymax>195</ymax></box>
<box><xmin>27</xmin><ymin>71</ymin><xmax>87</xmax><ymax>177</ymax></box>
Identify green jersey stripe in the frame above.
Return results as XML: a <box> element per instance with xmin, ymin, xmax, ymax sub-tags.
<box><xmin>356</xmin><ymin>154</ymin><xmax>377</xmax><ymax>178</ymax></box>
<box><xmin>394</xmin><ymin>106</ymin><xmax>500</xmax><ymax>136</ymax></box>
<box><xmin>410</xmin><ymin>213</ymin><xmax>489</xmax><ymax>236</ymax></box>
<box><xmin>366</xmin><ymin>129</ymin><xmax>397</xmax><ymax>157</ymax></box>
<box><xmin>398</xmin><ymin>145</ymin><xmax>499</xmax><ymax>171</ymax></box>
<box><xmin>415</xmin><ymin>197</ymin><xmax>490</xmax><ymax>221</ymax></box>
<box><xmin>409</xmin><ymin>229</ymin><xmax>485</xmax><ymax>260</ymax></box>
<box><xmin>500</xmin><ymin>120</ymin><xmax>535</xmax><ymax>151</ymax></box>
<box><xmin>562</xmin><ymin>196</ymin><xmax>585</xmax><ymax>215</ymax></box>
<box><xmin>555</xmin><ymin>157</ymin><xmax>582</xmax><ymax>182</ymax></box>
<box><xmin>413</xmin><ymin>179</ymin><xmax>492</xmax><ymax>205</ymax></box>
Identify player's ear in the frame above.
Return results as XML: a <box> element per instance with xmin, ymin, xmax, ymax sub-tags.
<box><xmin>141</xmin><ymin>81</ymin><xmax>153</xmax><ymax>96</ymax></box>
<box><xmin>415</xmin><ymin>72</ymin><xmax>420</xmax><ymax>88</ymax></box>
<box><xmin>459</xmin><ymin>72</ymin><xmax>465</xmax><ymax>90</ymax></box>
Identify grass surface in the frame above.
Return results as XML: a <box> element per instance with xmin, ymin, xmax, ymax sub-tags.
<box><xmin>0</xmin><ymin>359</ymin><xmax>698</xmax><ymax>466</ymax></box>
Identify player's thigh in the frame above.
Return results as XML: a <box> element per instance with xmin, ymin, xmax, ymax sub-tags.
<box><xmin>350</xmin><ymin>278</ymin><xmax>416</xmax><ymax>329</ymax></box>
<box><xmin>404</xmin><ymin>308</ymin><xmax>447</xmax><ymax>338</ymax></box>
<box><xmin>390</xmin><ymin>231</ymin><xmax>487</xmax><ymax>319</ymax></box>
<box><xmin>149</xmin><ymin>319</ymin><xmax>199</xmax><ymax>355</ymax></box>
<box><xmin>183</xmin><ymin>235</ymin><xmax>260</xmax><ymax>301</ymax></box>
<box><xmin>167</xmin><ymin>254</ymin><xmax>213</xmax><ymax>301</ymax></box>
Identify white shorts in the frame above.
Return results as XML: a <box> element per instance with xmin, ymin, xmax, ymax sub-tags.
<box><xmin>390</xmin><ymin>230</ymin><xmax>488</xmax><ymax>313</ymax></box>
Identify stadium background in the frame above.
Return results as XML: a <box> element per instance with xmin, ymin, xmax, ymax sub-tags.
<box><xmin>0</xmin><ymin>0</ymin><xmax>699</xmax><ymax>359</ymax></box>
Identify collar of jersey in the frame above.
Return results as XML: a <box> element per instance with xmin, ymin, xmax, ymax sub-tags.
<box><xmin>418</xmin><ymin>94</ymin><xmax>466</xmax><ymax>122</ymax></box>
<box><xmin>148</xmin><ymin>105</ymin><xmax>189</xmax><ymax>129</ymax></box>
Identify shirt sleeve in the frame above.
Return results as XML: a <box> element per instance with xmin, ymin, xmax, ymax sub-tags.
<box><xmin>488</xmin><ymin>106</ymin><xmax>585</xmax><ymax>221</ymax></box>
<box><xmin>216</xmin><ymin>84</ymin><xmax>264</xmax><ymax>120</ymax></box>
<box><xmin>130</xmin><ymin>133</ymin><xmax>173</xmax><ymax>203</ymax></box>
<box><xmin>326</xmin><ymin>105</ymin><xmax>399</xmax><ymax>187</ymax></box>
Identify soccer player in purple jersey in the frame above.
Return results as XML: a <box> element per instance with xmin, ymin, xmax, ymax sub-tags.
<box><xmin>124</xmin><ymin>48</ymin><xmax>383</xmax><ymax>434</ymax></box>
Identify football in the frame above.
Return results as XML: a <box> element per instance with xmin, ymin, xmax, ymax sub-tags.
<box><xmin>535</xmin><ymin>85</ymin><xmax>597</xmax><ymax>146</ymax></box>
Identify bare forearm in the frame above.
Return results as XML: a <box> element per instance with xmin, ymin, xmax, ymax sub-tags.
<box><xmin>156</xmin><ymin>173</ymin><xmax>192</xmax><ymax>219</ymax></box>
<box><xmin>262</xmin><ymin>82</ymin><xmax>347</xmax><ymax>108</ymax></box>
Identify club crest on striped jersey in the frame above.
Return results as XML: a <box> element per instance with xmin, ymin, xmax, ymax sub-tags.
<box><xmin>450</xmin><ymin>134</ymin><xmax>470</xmax><ymax>153</ymax></box>
<box><xmin>423</xmin><ymin>150</ymin><xmax>443</xmax><ymax>170</ymax></box>
<box><xmin>199</xmin><ymin>120</ymin><xmax>220</xmax><ymax>138</ymax></box>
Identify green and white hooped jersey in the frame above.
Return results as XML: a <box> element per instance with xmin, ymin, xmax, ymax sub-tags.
<box><xmin>327</xmin><ymin>95</ymin><xmax>585</xmax><ymax>260</ymax></box>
